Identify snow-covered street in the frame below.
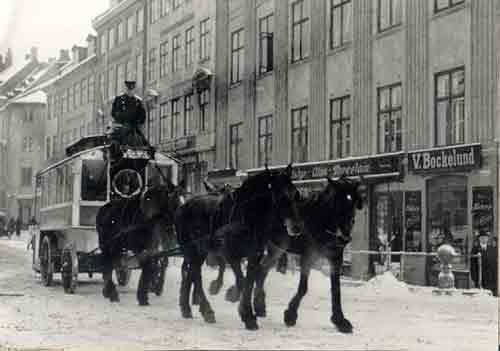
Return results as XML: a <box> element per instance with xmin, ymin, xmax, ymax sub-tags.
<box><xmin>0</xmin><ymin>233</ymin><xmax>497</xmax><ymax>351</ymax></box>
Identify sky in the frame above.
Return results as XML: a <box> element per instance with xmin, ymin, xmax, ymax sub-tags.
<box><xmin>0</xmin><ymin>0</ymin><xmax>109</xmax><ymax>64</ymax></box>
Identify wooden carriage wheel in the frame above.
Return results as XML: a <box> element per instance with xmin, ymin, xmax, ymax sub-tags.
<box><xmin>40</xmin><ymin>236</ymin><xmax>53</xmax><ymax>287</ymax></box>
<box><xmin>61</xmin><ymin>248</ymin><xmax>77</xmax><ymax>294</ymax></box>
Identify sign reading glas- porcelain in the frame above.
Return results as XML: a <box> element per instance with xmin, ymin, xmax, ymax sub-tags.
<box><xmin>408</xmin><ymin>144</ymin><xmax>481</xmax><ymax>173</ymax></box>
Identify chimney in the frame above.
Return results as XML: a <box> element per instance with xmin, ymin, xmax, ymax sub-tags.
<box><xmin>5</xmin><ymin>48</ymin><xmax>12</xmax><ymax>67</ymax></box>
<box><xmin>72</xmin><ymin>45</ymin><xmax>88</xmax><ymax>63</ymax></box>
<box><xmin>30</xmin><ymin>46</ymin><xmax>38</xmax><ymax>62</ymax></box>
<box><xmin>58</xmin><ymin>49</ymin><xmax>70</xmax><ymax>62</ymax></box>
<box><xmin>86</xmin><ymin>34</ymin><xmax>97</xmax><ymax>56</ymax></box>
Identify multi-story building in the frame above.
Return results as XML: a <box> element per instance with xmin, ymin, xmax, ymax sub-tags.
<box><xmin>0</xmin><ymin>48</ymin><xmax>63</xmax><ymax>222</ymax></box>
<box><xmin>209</xmin><ymin>0</ymin><xmax>499</xmax><ymax>286</ymax></box>
<box><xmin>43</xmin><ymin>40</ymin><xmax>98</xmax><ymax>166</ymax></box>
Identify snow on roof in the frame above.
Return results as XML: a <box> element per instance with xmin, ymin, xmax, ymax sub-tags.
<box><xmin>0</xmin><ymin>58</ymin><xmax>32</xmax><ymax>88</ymax></box>
<box><xmin>10</xmin><ymin>90</ymin><xmax>46</xmax><ymax>105</ymax></box>
<box><xmin>58</xmin><ymin>54</ymin><xmax>96</xmax><ymax>79</ymax></box>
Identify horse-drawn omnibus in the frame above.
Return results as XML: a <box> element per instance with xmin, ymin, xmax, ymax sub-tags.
<box><xmin>30</xmin><ymin>135</ymin><xmax>180</xmax><ymax>294</ymax></box>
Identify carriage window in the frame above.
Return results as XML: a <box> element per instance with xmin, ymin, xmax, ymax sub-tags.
<box><xmin>56</xmin><ymin>168</ymin><xmax>64</xmax><ymax>203</ymax></box>
<box><xmin>65</xmin><ymin>164</ymin><xmax>73</xmax><ymax>202</ymax></box>
<box><xmin>147</xmin><ymin>164</ymin><xmax>172</xmax><ymax>187</ymax></box>
<box><xmin>82</xmin><ymin>160</ymin><xmax>107</xmax><ymax>201</ymax></box>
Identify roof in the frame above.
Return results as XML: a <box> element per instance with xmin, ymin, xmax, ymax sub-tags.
<box><xmin>0</xmin><ymin>58</ymin><xmax>33</xmax><ymax>88</ymax></box>
<box><xmin>92</xmin><ymin>0</ymin><xmax>135</xmax><ymax>29</ymax></box>
<box><xmin>58</xmin><ymin>54</ymin><xmax>97</xmax><ymax>80</ymax></box>
<box><xmin>9</xmin><ymin>90</ymin><xmax>46</xmax><ymax>105</ymax></box>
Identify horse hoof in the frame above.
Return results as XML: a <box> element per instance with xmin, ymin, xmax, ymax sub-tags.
<box><xmin>225</xmin><ymin>286</ymin><xmax>240</xmax><ymax>303</ymax></box>
<box><xmin>244</xmin><ymin>319</ymin><xmax>259</xmax><ymax>331</ymax></box>
<box><xmin>139</xmin><ymin>300</ymin><xmax>150</xmax><ymax>306</ymax></box>
<box><xmin>110</xmin><ymin>296</ymin><xmax>120</xmax><ymax>303</ymax></box>
<box><xmin>202</xmin><ymin>312</ymin><xmax>216</xmax><ymax>324</ymax></box>
<box><xmin>331</xmin><ymin>316</ymin><xmax>353</xmax><ymax>333</ymax></box>
<box><xmin>284</xmin><ymin>309</ymin><xmax>297</xmax><ymax>327</ymax></box>
<box><xmin>181</xmin><ymin>309</ymin><xmax>193</xmax><ymax>319</ymax></box>
<box><xmin>209</xmin><ymin>280</ymin><xmax>222</xmax><ymax>295</ymax></box>
<box><xmin>255</xmin><ymin>309</ymin><xmax>267</xmax><ymax>318</ymax></box>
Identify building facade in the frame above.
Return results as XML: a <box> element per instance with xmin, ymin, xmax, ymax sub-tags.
<box><xmin>210</xmin><ymin>0</ymin><xmax>499</xmax><ymax>285</ymax></box>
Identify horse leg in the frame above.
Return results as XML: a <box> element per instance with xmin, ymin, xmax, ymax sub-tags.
<box><xmin>238</xmin><ymin>253</ymin><xmax>261</xmax><ymax>330</ymax></box>
<box><xmin>137</xmin><ymin>258</ymin><xmax>154</xmax><ymax>306</ymax></box>
<box><xmin>284</xmin><ymin>253</ymin><xmax>313</xmax><ymax>327</ymax></box>
<box><xmin>329</xmin><ymin>256</ymin><xmax>352</xmax><ymax>333</ymax></box>
<box><xmin>209</xmin><ymin>255</ymin><xmax>226</xmax><ymax>295</ymax></box>
<box><xmin>192</xmin><ymin>257</ymin><xmax>216</xmax><ymax>323</ymax></box>
<box><xmin>253</xmin><ymin>264</ymin><xmax>270</xmax><ymax>318</ymax></box>
<box><xmin>102</xmin><ymin>255</ymin><xmax>119</xmax><ymax>302</ymax></box>
<box><xmin>179</xmin><ymin>258</ymin><xmax>193</xmax><ymax>318</ymax></box>
<box><xmin>226</xmin><ymin>258</ymin><xmax>244</xmax><ymax>303</ymax></box>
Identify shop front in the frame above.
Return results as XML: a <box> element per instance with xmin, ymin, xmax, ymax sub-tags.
<box><xmin>401</xmin><ymin>142</ymin><xmax>497</xmax><ymax>288</ymax></box>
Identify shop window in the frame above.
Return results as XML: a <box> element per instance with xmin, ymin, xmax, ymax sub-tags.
<box><xmin>427</xmin><ymin>176</ymin><xmax>468</xmax><ymax>271</ymax></box>
<box><xmin>404</xmin><ymin>191</ymin><xmax>422</xmax><ymax>252</ymax></box>
<box><xmin>373</xmin><ymin>191</ymin><xmax>403</xmax><ymax>263</ymax></box>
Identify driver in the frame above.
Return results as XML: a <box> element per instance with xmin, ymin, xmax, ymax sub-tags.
<box><xmin>110</xmin><ymin>80</ymin><xmax>150</xmax><ymax>147</ymax></box>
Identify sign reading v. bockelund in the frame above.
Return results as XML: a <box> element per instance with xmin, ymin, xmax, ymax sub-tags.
<box><xmin>408</xmin><ymin>143</ymin><xmax>481</xmax><ymax>173</ymax></box>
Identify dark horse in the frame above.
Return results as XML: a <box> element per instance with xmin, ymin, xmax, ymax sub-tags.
<box><xmin>175</xmin><ymin>165</ymin><xmax>304</xmax><ymax>329</ymax></box>
<box><xmin>215</xmin><ymin>175</ymin><xmax>365</xmax><ymax>333</ymax></box>
<box><xmin>96</xmin><ymin>180</ymin><xmax>185</xmax><ymax>305</ymax></box>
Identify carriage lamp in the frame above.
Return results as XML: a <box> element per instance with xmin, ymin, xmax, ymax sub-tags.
<box><xmin>436</xmin><ymin>244</ymin><xmax>456</xmax><ymax>292</ymax></box>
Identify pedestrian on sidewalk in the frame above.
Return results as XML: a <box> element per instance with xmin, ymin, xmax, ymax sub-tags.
<box><xmin>7</xmin><ymin>217</ymin><xmax>15</xmax><ymax>239</ymax></box>
<box><xmin>15</xmin><ymin>217</ymin><xmax>21</xmax><ymax>237</ymax></box>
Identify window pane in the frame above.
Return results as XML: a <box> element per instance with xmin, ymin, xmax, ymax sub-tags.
<box><xmin>436</xmin><ymin>0</ymin><xmax>449</xmax><ymax>10</ymax></box>
<box><xmin>379</xmin><ymin>88</ymin><xmax>390</xmax><ymax>110</ymax></box>
<box><xmin>344</xmin><ymin>2</ymin><xmax>352</xmax><ymax>43</ymax></box>
<box><xmin>391</xmin><ymin>85</ymin><xmax>402</xmax><ymax>108</ymax></box>
<box><xmin>392</xmin><ymin>0</ymin><xmax>402</xmax><ymax>25</ymax></box>
<box><xmin>379</xmin><ymin>0</ymin><xmax>390</xmax><ymax>30</ymax></box>
<box><xmin>437</xmin><ymin>74</ymin><xmax>449</xmax><ymax>98</ymax></box>
<box><xmin>436</xmin><ymin>101</ymin><xmax>449</xmax><ymax>146</ymax></box>
<box><xmin>452</xmin><ymin>98</ymin><xmax>465</xmax><ymax>143</ymax></box>
<box><xmin>451</xmin><ymin>70</ymin><xmax>465</xmax><ymax>96</ymax></box>
<box><xmin>332</xmin><ymin>7</ymin><xmax>341</xmax><ymax>48</ymax></box>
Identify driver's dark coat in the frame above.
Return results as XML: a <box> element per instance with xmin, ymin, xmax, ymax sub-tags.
<box><xmin>111</xmin><ymin>93</ymin><xmax>146</xmax><ymax>126</ymax></box>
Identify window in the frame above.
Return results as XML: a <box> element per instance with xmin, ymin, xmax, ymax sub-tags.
<box><xmin>137</xmin><ymin>7</ymin><xmax>145</xmax><ymax>32</ymax></box>
<box><xmin>291</xmin><ymin>0</ymin><xmax>309</xmax><ymax>62</ymax></box>
<box><xmin>160</xmin><ymin>41</ymin><xmax>168</xmax><ymax>78</ymax></box>
<box><xmin>80</xmin><ymin>125</ymin><xmax>85</xmax><ymax>137</ymax></box>
<box><xmin>74</xmin><ymin>83</ymin><xmax>80</xmax><ymax>108</ymax></box>
<box><xmin>81</xmin><ymin>79</ymin><xmax>87</xmax><ymax>105</ymax></box>
<box><xmin>127</xmin><ymin>15</ymin><xmax>135</xmax><ymax>39</ymax></box>
<box><xmin>330</xmin><ymin>0</ymin><xmax>352</xmax><ymax>49</ymax></box>
<box><xmin>161</xmin><ymin>0</ymin><xmax>172</xmax><ymax>17</ymax></box>
<box><xmin>258</xmin><ymin>14</ymin><xmax>274</xmax><ymax>74</ymax></box>
<box><xmin>184</xmin><ymin>94</ymin><xmax>193</xmax><ymax>135</ymax></box>
<box><xmin>229</xmin><ymin>123</ymin><xmax>243</xmax><ymax>169</ymax></box>
<box><xmin>98</xmin><ymin>73</ymin><xmax>105</xmax><ymax>102</ymax></box>
<box><xmin>150</xmin><ymin>0</ymin><xmax>159</xmax><ymax>23</ymax></box>
<box><xmin>435</xmin><ymin>67</ymin><xmax>465</xmax><ymax>146</ymax></box>
<box><xmin>117</xmin><ymin>63</ymin><xmax>125</xmax><ymax>94</ymax></box>
<box><xmin>148</xmin><ymin>105</ymin><xmax>159</xmax><ymax>145</ymax></box>
<box><xmin>100</xmin><ymin>33</ymin><xmax>107</xmax><ymax>54</ymax></box>
<box><xmin>172</xmin><ymin>35</ymin><xmax>180</xmax><ymax>72</ymax></box>
<box><xmin>81</xmin><ymin>160</ymin><xmax>107</xmax><ymax>201</ymax></box>
<box><xmin>107</xmin><ymin>67</ymin><xmax>115</xmax><ymax>100</ymax></box>
<box><xmin>52</xmin><ymin>136</ymin><xmax>58</xmax><ymax>155</ymax></box>
<box><xmin>68</xmin><ymin>86</ymin><xmax>74</xmax><ymax>111</ymax></box>
<box><xmin>378</xmin><ymin>83</ymin><xmax>402</xmax><ymax>153</ymax></box>
<box><xmin>160</xmin><ymin>102</ymin><xmax>171</xmax><ymax>141</ymax></box>
<box><xmin>258</xmin><ymin>115</ymin><xmax>273</xmax><ymax>167</ymax></box>
<box><xmin>125</xmin><ymin>59</ymin><xmax>133</xmax><ymax>80</ymax></box>
<box><xmin>108</xmin><ymin>27</ymin><xmax>116</xmax><ymax>50</ymax></box>
<box><xmin>21</xmin><ymin>167</ymin><xmax>32</xmax><ymax>187</ymax></box>
<box><xmin>435</xmin><ymin>0</ymin><xmax>464</xmax><ymax>12</ymax></box>
<box><xmin>185</xmin><ymin>27</ymin><xmax>194</xmax><ymax>66</ymax></box>
<box><xmin>117</xmin><ymin>21</ymin><xmax>125</xmax><ymax>43</ymax></box>
<box><xmin>291</xmin><ymin>106</ymin><xmax>308</xmax><ymax>162</ymax></box>
<box><xmin>136</xmin><ymin>53</ymin><xmax>143</xmax><ymax>86</ymax></box>
<box><xmin>199</xmin><ymin>89</ymin><xmax>209</xmax><ymax>132</ymax></box>
<box><xmin>47</xmin><ymin>96</ymin><xmax>52</xmax><ymax>120</ymax></box>
<box><xmin>200</xmin><ymin>18</ymin><xmax>210</xmax><ymax>61</ymax></box>
<box><xmin>377</xmin><ymin>0</ymin><xmax>402</xmax><ymax>32</ymax></box>
<box><xmin>231</xmin><ymin>29</ymin><xmax>244</xmax><ymax>84</ymax></box>
<box><xmin>46</xmin><ymin>137</ymin><xmax>51</xmax><ymax>160</ymax></box>
<box><xmin>172</xmin><ymin>98</ymin><xmax>181</xmax><ymax>138</ymax></box>
<box><xmin>173</xmin><ymin>0</ymin><xmax>181</xmax><ymax>10</ymax></box>
<box><xmin>330</xmin><ymin>96</ymin><xmax>351</xmax><ymax>158</ymax></box>
<box><xmin>148</xmin><ymin>48</ymin><xmax>157</xmax><ymax>82</ymax></box>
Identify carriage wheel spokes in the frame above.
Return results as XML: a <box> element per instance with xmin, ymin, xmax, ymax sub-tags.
<box><xmin>40</xmin><ymin>236</ymin><xmax>53</xmax><ymax>287</ymax></box>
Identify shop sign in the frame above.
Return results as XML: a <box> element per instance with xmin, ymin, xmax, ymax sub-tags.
<box><xmin>247</xmin><ymin>153</ymin><xmax>403</xmax><ymax>181</ymax></box>
<box><xmin>472</xmin><ymin>187</ymin><xmax>494</xmax><ymax>233</ymax></box>
<box><xmin>408</xmin><ymin>144</ymin><xmax>481</xmax><ymax>173</ymax></box>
